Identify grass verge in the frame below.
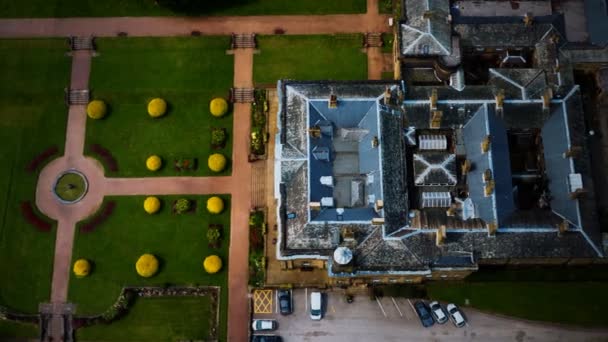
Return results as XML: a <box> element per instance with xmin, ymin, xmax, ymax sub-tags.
<box><xmin>254</xmin><ymin>35</ymin><xmax>367</xmax><ymax>85</ymax></box>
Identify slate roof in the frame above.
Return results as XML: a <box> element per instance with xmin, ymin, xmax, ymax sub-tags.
<box><xmin>413</xmin><ymin>153</ymin><xmax>457</xmax><ymax>186</ymax></box>
<box><xmin>277</xmin><ymin>77</ymin><xmax>602</xmax><ymax>277</ymax></box>
<box><xmin>454</xmin><ymin>23</ymin><xmax>559</xmax><ymax>48</ymax></box>
<box><xmin>401</xmin><ymin>0</ymin><xmax>452</xmax><ymax>56</ymax></box>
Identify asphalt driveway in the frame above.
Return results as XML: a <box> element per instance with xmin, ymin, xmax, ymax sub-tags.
<box><xmin>252</xmin><ymin>288</ymin><xmax>608</xmax><ymax>342</ymax></box>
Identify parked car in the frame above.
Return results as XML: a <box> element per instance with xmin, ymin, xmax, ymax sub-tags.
<box><xmin>310</xmin><ymin>291</ymin><xmax>323</xmax><ymax>320</ymax></box>
<box><xmin>413</xmin><ymin>301</ymin><xmax>435</xmax><ymax>327</ymax></box>
<box><xmin>446</xmin><ymin>303</ymin><xmax>466</xmax><ymax>328</ymax></box>
<box><xmin>251</xmin><ymin>335</ymin><xmax>282</xmax><ymax>342</ymax></box>
<box><xmin>277</xmin><ymin>289</ymin><xmax>292</xmax><ymax>315</ymax></box>
<box><xmin>252</xmin><ymin>319</ymin><xmax>278</xmax><ymax>331</ymax></box>
<box><xmin>429</xmin><ymin>301</ymin><xmax>448</xmax><ymax>324</ymax></box>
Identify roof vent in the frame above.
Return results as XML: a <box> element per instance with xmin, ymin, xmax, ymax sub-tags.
<box><xmin>333</xmin><ymin>247</ymin><xmax>353</xmax><ymax>265</ymax></box>
<box><xmin>419</xmin><ymin>134</ymin><xmax>447</xmax><ymax>150</ymax></box>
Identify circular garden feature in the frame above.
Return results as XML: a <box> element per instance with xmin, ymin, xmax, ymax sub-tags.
<box><xmin>210</xmin><ymin>98</ymin><xmax>228</xmax><ymax>117</ymax></box>
<box><xmin>53</xmin><ymin>170</ymin><xmax>88</xmax><ymax>203</ymax></box>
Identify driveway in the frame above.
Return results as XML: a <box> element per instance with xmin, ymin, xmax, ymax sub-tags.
<box><xmin>252</xmin><ymin>289</ymin><xmax>608</xmax><ymax>342</ymax></box>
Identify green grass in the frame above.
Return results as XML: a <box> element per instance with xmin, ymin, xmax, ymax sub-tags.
<box><xmin>427</xmin><ymin>282</ymin><xmax>608</xmax><ymax>327</ymax></box>
<box><xmin>0</xmin><ymin>0</ymin><xmax>366</xmax><ymax>18</ymax></box>
<box><xmin>254</xmin><ymin>35</ymin><xmax>367</xmax><ymax>85</ymax></box>
<box><xmin>378</xmin><ymin>0</ymin><xmax>393</xmax><ymax>14</ymax></box>
<box><xmin>0</xmin><ymin>320</ymin><xmax>39</xmax><ymax>339</ymax></box>
<box><xmin>68</xmin><ymin>195</ymin><xmax>230</xmax><ymax>340</ymax></box>
<box><xmin>76</xmin><ymin>296</ymin><xmax>214</xmax><ymax>342</ymax></box>
<box><xmin>86</xmin><ymin>37</ymin><xmax>233</xmax><ymax>177</ymax></box>
<box><xmin>0</xmin><ymin>39</ymin><xmax>70</xmax><ymax>313</ymax></box>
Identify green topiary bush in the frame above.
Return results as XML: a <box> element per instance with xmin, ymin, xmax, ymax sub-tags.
<box><xmin>211</xmin><ymin>128</ymin><xmax>227</xmax><ymax>147</ymax></box>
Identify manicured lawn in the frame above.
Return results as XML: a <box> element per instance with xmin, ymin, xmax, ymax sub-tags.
<box><xmin>76</xmin><ymin>296</ymin><xmax>214</xmax><ymax>342</ymax></box>
<box><xmin>0</xmin><ymin>0</ymin><xmax>365</xmax><ymax>18</ymax></box>
<box><xmin>0</xmin><ymin>320</ymin><xmax>39</xmax><ymax>339</ymax></box>
<box><xmin>86</xmin><ymin>37</ymin><xmax>233</xmax><ymax>177</ymax></box>
<box><xmin>427</xmin><ymin>281</ymin><xmax>608</xmax><ymax>327</ymax></box>
<box><xmin>254</xmin><ymin>35</ymin><xmax>367</xmax><ymax>84</ymax></box>
<box><xmin>68</xmin><ymin>195</ymin><xmax>230</xmax><ymax>340</ymax></box>
<box><xmin>0</xmin><ymin>39</ymin><xmax>70</xmax><ymax>313</ymax></box>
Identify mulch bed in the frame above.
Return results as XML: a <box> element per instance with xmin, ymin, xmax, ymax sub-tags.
<box><xmin>20</xmin><ymin>201</ymin><xmax>52</xmax><ymax>232</ymax></box>
<box><xmin>171</xmin><ymin>199</ymin><xmax>197</xmax><ymax>215</ymax></box>
<box><xmin>25</xmin><ymin>146</ymin><xmax>59</xmax><ymax>173</ymax></box>
<box><xmin>80</xmin><ymin>201</ymin><xmax>116</xmax><ymax>233</ymax></box>
<box><xmin>89</xmin><ymin>144</ymin><xmax>118</xmax><ymax>172</ymax></box>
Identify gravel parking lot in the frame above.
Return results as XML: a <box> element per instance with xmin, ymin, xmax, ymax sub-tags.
<box><xmin>251</xmin><ymin>288</ymin><xmax>608</xmax><ymax>342</ymax></box>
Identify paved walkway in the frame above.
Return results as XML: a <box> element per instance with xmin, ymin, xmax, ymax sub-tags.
<box><xmin>0</xmin><ymin>13</ymin><xmax>389</xmax><ymax>38</ymax></box>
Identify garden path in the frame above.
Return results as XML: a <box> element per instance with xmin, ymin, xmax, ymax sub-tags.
<box><xmin>24</xmin><ymin>1</ymin><xmax>389</xmax><ymax>340</ymax></box>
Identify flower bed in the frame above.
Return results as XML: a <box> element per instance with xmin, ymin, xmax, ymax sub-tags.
<box><xmin>248</xmin><ymin>209</ymin><xmax>266</xmax><ymax>287</ymax></box>
<box><xmin>249</xmin><ymin>89</ymin><xmax>269</xmax><ymax>161</ymax></box>
<box><xmin>211</xmin><ymin>128</ymin><xmax>227</xmax><ymax>149</ymax></box>
<box><xmin>173</xmin><ymin>158</ymin><xmax>198</xmax><ymax>172</ymax></box>
<box><xmin>207</xmin><ymin>224</ymin><xmax>222</xmax><ymax>249</ymax></box>
<box><xmin>20</xmin><ymin>201</ymin><xmax>52</xmax><ymax>232</ymax></box>
<box><xmin>89</xmin><ymin>144</ymin><xmax>118</xmax><ymax>172</ymax></box>
<box><xmin>172</xmin><ymin>198</ymin><xmax>196</xmax><ymax>215</ymax></box>
<box><xmin>80</xmin><ymin>201</ymin><xmax>116</xmax><ymax>233</ymax></box>
<box><xmin>25</xmin><ymin>146</ymin><xmax>59</xmax><ymax>173</ymax></box>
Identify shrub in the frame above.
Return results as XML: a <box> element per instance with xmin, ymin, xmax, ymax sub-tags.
<box><xmin>148</xmin><ymin>98</ymin><xmax>167</xmax><ymax>118</ymax></box>
<box><xmin>211</xmin><ymin>128</ymin><xmax>227</xmax><ymax>147</ymax></box>
<box><xmin>208</xmin><ymin>153</ymin><xmax>227</xmax><ymax>172</ymax></box>
<box><xmin>207</xmin><ymin>227</ymin><xmax>221</xmax><ymax>247</ymax></box>
<box><xmin>203</xmin><ymin>255</ymin><xmax>222</xmax><ymax>274</ymax></box>
<box><xmin>136</xmin><ymin>254</ymin><xmax>159</xmax><ymax>277</ymax></box>
<box><xmin>174</xmin><ymin>198</ymin><xmax>191</xmax><ymax>214</ymax></box>
<box><xmin>26</xmin><ymin>146</ymin><xmax>59</xmax><ymax>173</ymax></box>
<box><xmin>87</xmin><ymin>100</ymin><xmax>107</xmax><ymax>119</ymax></box>
<box><xmin>73</xmin><ymin>259</ymin><xmax>91</xmax><ymax>278</ymax></box>
<box><xmin>143</xmin><ymin>196</ymin><xmax>160</xmax><ymax>214</ymax></box>
<box><xmin>146</xmin><ymin>155</ymin><xmax>162</xmax><ymax>171</ymax></box>
<box><xmin>101</xmin><ymin>290</ymin><xmax>134</xmax><ymax>322</ymax></box>
<box><xmin>210</xmin><ymin>98</ymin><xmax>228</xmax><ymax>117</ymax></box>
<box><xmin>251</xmin><ymin>128</ymin><xmax>264</xmax><ymax>155</ymax></box>
<box><xmin>206</xmin><ymin>196</ymin><xmax>224</xmax><ymax>214</ymax></box>
<box><xmin>249</xmin><ymin>210</ymin><xmax>264</xmax><ymax>227</ymax></box>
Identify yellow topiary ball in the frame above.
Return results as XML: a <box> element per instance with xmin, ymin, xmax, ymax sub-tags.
<box><xmin>143</xmin><ymin>196</ymin><xmax>161</xmax><ymax>214</ymax></box>
<box><xmin>146</xmin><ymin>155</ymin><xmax>162</xmax><ymax>171</ymax></box>
<box><xmin>208</xmin><ymin>153</ymin><xmax>227</xmax><ymax>173</ymax></box>
<box><xmin>73</xmin><ymin>258</ymin><xmax>91</xmax><ymax>278</ymax></box>
<box><xmin>206</xmin><ymin>196</ymin><xmax>224</xmax><ymax>214</ymax></box>
<box><xmin>87</xmin><ymin>100</ymin><xmax>107</xmax><ymax>119</ymax></box>
<box><xmin>148</xmin><ymin>98</ymin><xmax>167</xmax><ymax>118</ymax></box>
<box><xmin>203</xmin><ymin>255</ymin><xmax>222</xmax><ymax>274</ymax></box>
<box><xmin>136</xmin><ymin>254</ymin><xmax>159</xmax><ymax>278</ymax></box>
<box><xmin>210</xmin><ymin>98</ymin><xmax>228</xmax><ymax>117</ymax></box>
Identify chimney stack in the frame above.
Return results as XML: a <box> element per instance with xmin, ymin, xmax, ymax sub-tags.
<box><xmin>487</xmin><ymin>222</ymin><xmax>497</xmax><ymax>237</ymax></box>
<box><xmin>436</xmin><ymin>225</ymin><xmax>447</xmax><ymax>246</ymax></box>
<box><xmin>481</xmin><ymin>135</ymin><xmax>491</xmax><ymax>153</ymax></box>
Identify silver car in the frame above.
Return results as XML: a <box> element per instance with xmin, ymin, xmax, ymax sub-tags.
<box><xmin>429</xmin><ymin>301</ymin><xmax>448</xmax><ymax>324</ymax></box>
<box><xmin>251</xmin><ymin>319</ymin><xmax>278</xmax><ymax>331</ymax></box>
<box><xmin>446</xmin><ymin>303</ymin><xmax>466</xmax><ymax>328</ymax></box>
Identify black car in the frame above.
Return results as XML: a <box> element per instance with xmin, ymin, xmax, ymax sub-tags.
<box><xmin>251</xmin><ymin>335</ymin><xmax>282</xmax><ymax>342</ymax></box>
<box><xmin>414</xmin><ymin>301</ymin><xmax>435</xmax><ymax>327</ymax></box>
<box><xmin>277</xmin><ymin>289</ymin><xmax>292</xmax><ymax>315</ymax></box>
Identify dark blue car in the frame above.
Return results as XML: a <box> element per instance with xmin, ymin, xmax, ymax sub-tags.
<box><xmin>414</xmin><ymin>301</ymin><xmax>435</xmax><ymax>327</ymax></box>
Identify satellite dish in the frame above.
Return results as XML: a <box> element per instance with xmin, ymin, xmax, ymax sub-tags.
<box><xmin>333</xmin><ymin>247</ymin><xmax>353</xmax><ymax>265</ymax></box>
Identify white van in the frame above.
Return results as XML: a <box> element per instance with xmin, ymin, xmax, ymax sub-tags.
<box><xmin>310</xmin><ymin>291</ymin><xmax>322</xmax><ymax>320</ymax></box>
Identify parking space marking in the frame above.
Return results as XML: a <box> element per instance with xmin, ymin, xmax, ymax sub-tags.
<box><xmin>376</xmin><ymin>296</ymin><xmax>387</xmax><ymax>317</ymax></box>
<box><xmin>253</xmin><ymin>289</ymin><xmax>273</xmax><ymax>314</ymax></box>
<box><xmin>331</xmin><ymin>305</ymin><xmax>336</xmax><ymax>314</ymax></box>
<box><xmin>275</xmin><ymin>290</ymin><xmax>278</xmax><ymax>313</ymax></box>
<box><xmin>391</xmin><ymin>297</ymin><xmax>403</xmax><ymax>317</ymax></box>
<box><xmin>407</xmin><ymin>299</ymin><xmax>416</xmax><ymax>314</ymax></box>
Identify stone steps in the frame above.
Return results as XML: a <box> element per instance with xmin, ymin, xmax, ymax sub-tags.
<box><xmin>231</xmin><ymin>33</ymin><xmax>257</xmax><ymax>49</ymax></box>
<box><xmin>232</xmin><ymin>87</ymin><xmax>254</xmax><ymax>103</ymax></box>
<box><xmin>67</xmin><ymin>89</ymin><xmax>90</xmax><ymax>105</ymax></box>
<box><xmin>365</xmin><ymin>33</ymin><xmax>383</xmax><ymax>48</ymax></box>
<box><xmin>70</xmin><ymin>36</ymin><xmax>95</xmax><ymax>51</ymax></box>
